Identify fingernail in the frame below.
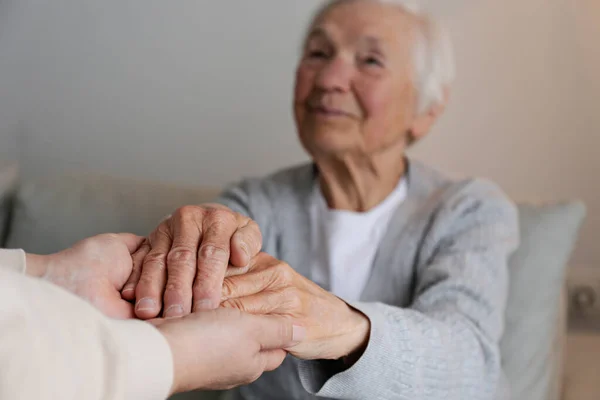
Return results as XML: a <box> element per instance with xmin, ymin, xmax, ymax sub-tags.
<box><xmin>292</xmin><ymin>325</ymin><xmax>306</xmax><ymax>343</ymax></box>
<box><xmin>135</xmin><ymin>298</ymin><xmax>157</xmax><ymax>311</ymax></box>
<box><xmin>194</xmin><ymin>299</ymin><xmax>217</xmax><ymax>310</ymax></box>
<box><xmin>122</xmin><ymin>285</ymin><xmax>134</xmax><ymax>294</ymax></box>
<box><xmin>164</xmin><ymin>305</ymin><xmax>184</xmax><ymax>319</ymax></box>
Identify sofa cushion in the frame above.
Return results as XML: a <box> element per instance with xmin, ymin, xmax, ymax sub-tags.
<box><xmin>0</xmin><ymin>163</ymin><xmax>18</xmax><ymax>247</ymax></box>
<box><xmin>6</xmin><ymin>172</ymin><xmax>222</xmax><ymax>254</ymax></box>
<box><xmin>501</xmin><ymin>201</ymin><xmax>586</xmax><ymax>400</ymax></box>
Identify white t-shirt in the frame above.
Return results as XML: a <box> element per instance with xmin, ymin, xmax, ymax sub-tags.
<box><xmin>309</xmin><ymin>178</ymin><xmax>408</xmax><ymax>301</ymax></box>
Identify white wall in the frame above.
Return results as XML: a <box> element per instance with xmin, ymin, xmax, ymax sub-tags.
<box><xmin>0</xmin><ymin>0</ymin><xmax>597</xmax><ymax>266</ymax></box>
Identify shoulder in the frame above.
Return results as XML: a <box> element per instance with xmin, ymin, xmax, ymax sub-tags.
<box><xmin>223</xmin><ymin>162</ymin><xmax>314</xmax><ymax>201</ymax></box>
<box><xmin>216</xmin><ymin>162</ymin><xmax>314</xmax><ymax>219</ymax></box>
<box><xmin>407</xmin><ymin>159</ymin><xmax>519</xmax><ymax>249</ymax></box>
<box><xmin>409</xmin><ymin>158</ymin><xmax>517</xmax><ymax>223</ymax></box>
<box><xmin>439</xmin><ymin>178</ymin><xmax>518</xmax><ymax>230</ymax></box>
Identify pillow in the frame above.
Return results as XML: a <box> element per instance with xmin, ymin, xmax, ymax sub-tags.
<box><xmin>6</xmin><ymin>172</ymin><xmax>222</xmax><ymax>254</ymax></box>
<box><xmin>501</xmin><ymin>201</ymin><xmax>586</xmax><ymax>400</ymax></box>
<box><xmin>0</xmin><ymin>163</ymin><xmax>18</xmax><ymax>247</ymax></box>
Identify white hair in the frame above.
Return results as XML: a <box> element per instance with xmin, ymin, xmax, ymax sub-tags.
<box><xmin>306</xmin><ymin>0</ymin><xmax>455</xmax><ymax>114</ymax></box>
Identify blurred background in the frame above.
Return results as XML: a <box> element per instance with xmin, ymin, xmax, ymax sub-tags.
<box><xmin>0</xmin><ymin>0</ymin><xmax>598</xmax><ymax>269</ymax></box>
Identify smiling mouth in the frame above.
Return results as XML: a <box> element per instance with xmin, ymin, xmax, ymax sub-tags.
<box><xmin>307</xmin><ymin>105</ymin><xmax>351</xmax><ymax>117</ymax></box>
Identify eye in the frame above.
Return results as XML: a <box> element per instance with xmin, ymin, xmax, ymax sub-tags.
<box><xmin>362</xmin><ymin>55</ymin><xmax>384</xmax><ymax>67</ymax></box>
<box><xmin>308</xmin><ymin>49</ymin><xmax>329</xmax><ymax>59</ymax></box>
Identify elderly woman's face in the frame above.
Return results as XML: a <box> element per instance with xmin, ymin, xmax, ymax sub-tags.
<box><xmin>294</xmin><ymin>1</ymin><xmax>418</xmax><ymax>158</ymax></box>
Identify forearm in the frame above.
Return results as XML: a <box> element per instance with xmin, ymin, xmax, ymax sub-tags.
<box><xmin>299</xmin><ymin>302</ymin><xmax>503</xmax><ymax>400</ymax></box>
<box><xmin>0</xmin><ymin>266</ymin><xmax>174</xmax><ymax>400</ymax></box>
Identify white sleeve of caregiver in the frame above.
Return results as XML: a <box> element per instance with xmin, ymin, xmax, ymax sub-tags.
<box><xmin>0</xmin><ymin>249</ymin><xmax>173</xmax><ymax>400</ymax></box>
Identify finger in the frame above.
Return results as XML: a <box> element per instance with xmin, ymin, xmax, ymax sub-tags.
<box><xmin>221</xmin><ymin>290</ymin><xmax>291</xmax><ymax>316</ymax></box>
<box><xmin>245</xmin><ymin>252</ymin><xmax>281</xmax><ymax>273</ymax></box>
<box><xmin>147</xmin><ymin>318</ymin><xmax>167</xmax><ymax>328</ymax></box>
<box><xmin>254</xmin><ymin>315</ymin><xmax>305</xmax><ymax>350</ymax></box>
<box><xmin>162</xmin><ymin>212</ymin><xmax>202</xmax><ymax>318</ymax></box>
<box><xmin>223</xmin><ymin>252</ymin><xmax>278</xmax><ymax>278</ymax></box>
<box><xmin>229</xmin><ymin>219</ymin><xmax>262</xmax><ymax>268</ymax></box>
<box><xmin>122</xmin><ymin>239</ymin><xmax>150</xmax><ymax>301</ymax></box>
<box><xmin>260</xmin><ymin>349</ymin><xmax>287</xmax><ymax>372</ymax></box>
<box><xmin>112</xmin><ymin>233</ymin><xmax>146</xmax><ymax>254</ymax></box>
<box><xmin>224</xmin><ymin>262</ymin><xmax>250</xmax><ymax>278</ymax></box>
<box><xmin>221</xmin><ymin>255</ymin><xmax>284</xmax><ymax>299</ymax></box>
<box><xmin>135</xmin><ymin>226</ymin><xmax>171</xmax><ymax>319</ymax></box>
<box><xmin>110</xmin><ymin>299</ymin><xmax>135</xmax><ymax>320</ymax></box>
<box><xmin>192</xmin><ymin>209</ymin><xmax>238</xmax><ymax>311</ymax></box>
<box><xmin>221</xmin><ymin>270</ymin><xmax>275</xmax><ymax>300</ymax></box>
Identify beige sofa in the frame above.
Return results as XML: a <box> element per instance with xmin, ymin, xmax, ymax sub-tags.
<box><xmin>0</xmin><ymin>165</ymin><xmax>586</xmax><ymax>400</ymax></box>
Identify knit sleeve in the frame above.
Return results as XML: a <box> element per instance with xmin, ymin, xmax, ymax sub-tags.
<box><xmin>298</xmin><ymin>180</ymin><xmax>519</xmax><ymax>400</ymax></box>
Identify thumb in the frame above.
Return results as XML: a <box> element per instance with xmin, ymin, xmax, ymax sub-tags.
<box><xmin>254</xmin><ymin>316</ymin><xmax>306</xmax><ymax>350</ymax></box>
<box><xmin>113</xmin><ymin>233</ymin><xmax>146</xmax><ymax>254</ymax></box>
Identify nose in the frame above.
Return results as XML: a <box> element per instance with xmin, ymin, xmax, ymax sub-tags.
<box><xmin>314</xmin><ymin>55</ymin><xmax>353</xmax><ymax>93</ymax></box>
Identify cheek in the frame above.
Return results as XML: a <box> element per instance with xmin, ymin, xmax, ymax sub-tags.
<box><xmin>294</xmin><ymin>66</ymin><xmax>314</xmax><ymax>105</ymax></box>
<box><xmin>357</xmin><ymin>84</ymin><xmax>397</xmax><ymax>139</ymax></box>
<box><xmin>358</xmin><ymin>81</ymin><xmax>414</xmax><ymax>142</ymax></box>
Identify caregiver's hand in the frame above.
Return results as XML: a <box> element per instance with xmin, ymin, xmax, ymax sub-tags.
<box><xmin>220</xmin><ymin>253</ymin><xmax>371</xmax><ymax>361</ymax></box>
<box><xmin>152</xmin><ymin>308</ymin><xmax>305</xmax><ymax>394</ymax></box>
<box><xmin>26</xmin><ymin>233</ymin><xmax>145</xmax><ymax>319</ymax></box>
<box><xmin>122</xmin><ymin>204</ymin><xmax>263</xmax><ymax>319</ymax></box>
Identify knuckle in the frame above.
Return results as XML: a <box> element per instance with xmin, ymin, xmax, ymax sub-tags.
<box><xmin>143</xmin><ymin>253</ymin><xmax>167</xmax><ymax>271</ymax></box>
<box><xmin>198</xmin><ymin>243</ymin><xmax>229</xmax><ymax>264</ymax></box>
<box><xmin>150</xmin><ymin>224</ymin><xmax>171</xmax><ymax>245</ymax></box>
<box><xmin>167</xmin><ymin>247</ymin><xmax>196</xmax><ymax>268</ymax></box>
<box><xmin>207</xmin><ymin>208</ymin><xmax>236</xmax><ymax>224</ymax></box>
<box><xmin>165</xmin><ymin>280</ymin><xmax>189</xmax><ymax>295</ymax></box>
<box><xmin>221</xmin><ymin>278</ymin><xmax>235</xmax><ymax>298</ymax></box>
<box><xmin>274</xmin><ymin>262</ymin><xmax>294</xmax><ymax>282</ymax></box>
<box><xmin>137</xmin><ymin>274</ymin><xmax>159</xmax><ymax>290</ymax></box>
<box><xmin>176</xmin><ymin>205</ymin><xmax>201</xmax><ymax>217</ymax></box>
<box><xmin>247</xmin><ymin>220</ymin><xmax>263</xmax><ymax>238</ymax></box>
<box><xmin>235</xmin><ymin>225</ymin><xmax>262</xmax><ymax>252</ymax></box>
<box><xmin>156</xmin><ymin>220</ymin><xmax>171</xmax><ymax>234</ymax></box>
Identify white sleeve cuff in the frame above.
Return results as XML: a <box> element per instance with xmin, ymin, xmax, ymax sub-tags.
<box><xmin>107</xmin><ymin>319</ymin><xmax>174</xmax><ymax>400</ymax></box>
<box><xmin>0</xmin><ymin>249</ymin><xmax>26</xmax><ymax>274</ymax></box>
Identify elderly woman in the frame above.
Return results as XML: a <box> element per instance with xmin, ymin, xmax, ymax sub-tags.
<box><xmin>124</xmin><ymin>0</ymin><xmax>519</xmax><ymax>399</ymax></box>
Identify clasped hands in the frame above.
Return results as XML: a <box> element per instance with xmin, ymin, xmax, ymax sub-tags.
<box><xmin>123</xmin><ymin>204</ymin><xmax>370</xmax><ymax>362</ymax></box>
<box><xmin>28</xmin><ymin>204</ymin><xmax>370</xmax><ymax>394</ymax></box>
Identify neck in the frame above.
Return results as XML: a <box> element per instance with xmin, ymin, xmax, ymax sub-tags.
<box><xmin>315</xmin><ymin>143</ymin><xmax>407</xmax><ymax>212</ymax></box>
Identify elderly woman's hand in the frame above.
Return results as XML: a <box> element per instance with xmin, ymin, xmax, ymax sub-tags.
<box><xmin>220</xmin><ymin>252</ymin><xmax>370</xmax><ymax>361</ymax></box>
<box><xmin>122</xmin><ymin>204</ymin><xmax>263</xmax><ymax>319</ymax></box>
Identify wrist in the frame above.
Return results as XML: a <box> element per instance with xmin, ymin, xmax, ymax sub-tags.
<box><xmin>158</xmin><ymin>328</ymin><xmax>181</xmax><ymax>396</ymax></box>
<box><xmin>158</xmin><ymin>323</ymin><xmax>196</xmax><ymax>396</ymax></box>
<box><xmin>24</xmin><ymin>253</ymin><xmax>50</xmax><ymax>278</ymax></box>
<box><xmin>338</xmin><ymin>306</ymin><xmax>370</xmax><ymax>361</ymax></box>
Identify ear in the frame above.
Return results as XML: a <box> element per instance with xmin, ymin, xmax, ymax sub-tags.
<box><xmin>408</xmin><ymin>87</ymin><xmax>450</xmax><ymax>142</ymax></box>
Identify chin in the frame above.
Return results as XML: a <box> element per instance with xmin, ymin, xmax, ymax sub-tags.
<box><xmin>298</xmin><ymin>120</ymin><xmax>359</xmax><ymax>154</ymax></box>
<box><xmin>302</xmin><ymin>133</ymin><xmax>354</xmax><ymax>157</ymax></box>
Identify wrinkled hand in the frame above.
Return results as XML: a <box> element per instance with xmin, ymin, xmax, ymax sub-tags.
<box><xmin>220</xmin><ymin>253</ymin><xmax>371</xmax><ymax>361</ymax></box>
<box><xmin>31</xmin><ymin>233</ymin><xmax>145</xmax><ymax>319</ymax></box>
<box><xmin>122</xmin><ymin>204</ymin><xmax>262</xmax><ymax>319</ymax></box>
<box><xmin>153</xmin><ymin>308</ymin><xmax>305</xmax><ymax>394</ymax></box>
